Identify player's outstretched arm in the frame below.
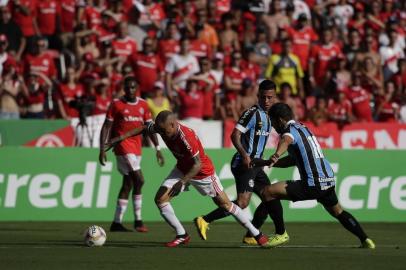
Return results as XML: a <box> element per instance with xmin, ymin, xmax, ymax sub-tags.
<box><xmin>268</xmin><ymin>134</ymin><xmax>294</xmax><ymax>167</ymax></box>
<box><xmin>146</xmin><ymin>122</ymin><xmax>165</xmax><ymax>167</ymax></box>
<box><xmin>105</xmin><ymin>125</ymin><xmax>147</xmax><ymax>152</ymax></box>
<box><xmin>273</xmin><ymin>155</ymin><xmax>295</xmax><ymax>168</ymax></box>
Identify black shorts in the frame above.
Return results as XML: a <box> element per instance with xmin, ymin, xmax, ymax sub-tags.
<box><xmin>286</xmin><ymin>180</ymin><xmax>338</xmax><ymax>207</ymax></box>
<box><xmin>231</xmin><ymin>158</ymin><xmax>270</xmax><ymax>195</ymax></box>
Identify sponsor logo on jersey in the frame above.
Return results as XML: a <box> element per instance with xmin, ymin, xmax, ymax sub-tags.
<box><xmin>124</xmin><ymin>116</ymin><xmax>143</xmax><ymax>122</ymax></box>
<box><xmin>255</xmin><ymin>130</ymin><xmax>270</xmax><ymax>136</ymax></box>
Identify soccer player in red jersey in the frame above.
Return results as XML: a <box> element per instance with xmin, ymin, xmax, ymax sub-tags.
<box><xmin>118</xmin><ymin>110</ymin><xmax>269</xmax><ymax>247</ymax></box>
<box><xmin>99</xmin><ymin>76</ymin><xmax>164</xmax><ymax>233</ymax></box>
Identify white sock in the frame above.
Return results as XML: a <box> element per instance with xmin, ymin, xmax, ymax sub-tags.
<box><xmin>133</xmin><ymin>194</ymin><xmax>142</xmax><ymax>221</ymax></box>
<box><xmin>228</xmin><ymin>203</ymin><xmax>260</xmax><ymax>237</ymax></box>
<box><xmin>158</xmin><ymin>202</ymin><xmax>186</xmax><ymax>236</ymax></box>
<box><xmin>114</xmin><ymin>199</ymin><xmax>128</xmax><ymax>223</ymax></box>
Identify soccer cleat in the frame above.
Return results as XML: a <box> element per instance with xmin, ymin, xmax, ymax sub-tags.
<box><xmin>267</xmin><ymin>231</ymin><xmax>290</xmax><ymax>247</ymax></box>
<box><xmin>255</xmin><ymin>233</ymin><xmax>270</xmax><ymax>248</ymax></box>
<box><xmin>242</xmin><ymin>236</ymin><xmax>257</xmax><ymax>245</ymax></box>
<box><xmin>134</xmin><ymin>220</ymin><xmax>148</xmax><ymax>233</ymax></box>
<box><xmin>194</xmin><ymin>216</ymin><xmax>209</xmax><ymax>240</ymax></box>
<box><xmin>360</xmin><ymin>238</ymin><xmax>376</xmax><ymax>249</ymax></box>
<box><xmin>110</xmin><ymin>222</ymin><xmax>131</xmax><ymax>232</ymax></box>
<box><xmin>165</xmin><ymin>235</ymin><xmax>191</xmax><ymax>247</ymax></box>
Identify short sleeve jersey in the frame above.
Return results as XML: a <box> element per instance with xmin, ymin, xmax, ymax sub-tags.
<box><xmin>162</xmin><ymin>123</ymin><xmax>215</xmax><ymax>179</ymax></box>
<box><xmin>106</xmin><ymin>97</ymin><xmax>152</xmax><ymax>155</ymax></box>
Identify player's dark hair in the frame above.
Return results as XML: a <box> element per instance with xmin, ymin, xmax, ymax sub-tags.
<box><xmin>156</xmin><ymin>110</ymin><xmax>174</xmax><ymax>125</ymax></box>
<box><xmin>124</xmin><ymin>76</ymin><xmax>137</xmax><ymax>88</ymax></box>
<box><xmin>258</xmin><ymin>79</ymin><xmax>276</xmax><ymax>93</ymax></box>
<box><xmin>269</xmin><ymin>102</ymin><xmax>294</xmax><ymax>121</ymax></box>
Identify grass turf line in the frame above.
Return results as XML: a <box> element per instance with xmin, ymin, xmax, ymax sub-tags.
<box><xmin>0</xmin><ymin>222</ymin><xmax>404</xmax><ymax>270</ymax></box>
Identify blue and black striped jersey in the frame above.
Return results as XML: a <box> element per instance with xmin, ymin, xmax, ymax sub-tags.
<box><xmin>284</xmin><ymin>120</ymin><xmax>335</xmax><ymax>189</ymax></box>
<box><xmin>232</xmin><ymin>105</ymin><xmax>271</xmax><ymax>166</ymax></box>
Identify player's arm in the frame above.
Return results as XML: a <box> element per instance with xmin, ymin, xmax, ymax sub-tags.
<box><xmin>231</xmin><ymin>128</ymin><xmax>251</xmax><ymax>168</ymax></box>
<box><xmin>168</xmin><ymin>155</ymin><xmax>201</xmax><ymax>197</ymax></box>
<box><xmin>99</xmin><ymin>119</ymin><xmax>113</xmax><ymax>166</ymax></box>
<box><xmin>273</xmin><ymin>155</ymin><xmax>295</xmax><ymax>168</ymax></box>
<box><xmin>146</xmin><ymin>122</ymin><xmax>165</xmax><ymax>167</ymax></box>
<box><xmin>269</xmin><ymin>134</ymin><xmax>294</xmax><ymax>167</ymax></box>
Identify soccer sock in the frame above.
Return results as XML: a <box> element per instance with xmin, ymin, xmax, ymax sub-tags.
<box><xmin>228</xmin><ymin>203</ymin><xmax>260</xmax><ymax>237</ymax></box>
<box><xmin>158</xmin><ymin>202</ymin><xmax>186</xmax><ymax>236</ymax></box>
<box><xmin>336</xmin><ymin>211</ymin><xmax>368</xmax><ymax>242</ymax></box>
<box><xmin>202</xmin><ymin>207</ymin><xmax>230</xmax><ymax>223</ymax></box>
<box><xmin>265</xmin><ymin>199</ymin><xmax>286</xmax><ymax>235</ymax></box>
<box><xmin>113</xmin><ymin>199</ymin><xmax>128</xmax><ymax>223</ymax></box>
<box><xmin>133</xmin><ymin>194</ymin><xmax>143</xmax><ymax>221</ymax></box>
<box><xmin>245</xmin><ymin>202</ymin><xmax>268</xmax><ymax>237</ymax></box>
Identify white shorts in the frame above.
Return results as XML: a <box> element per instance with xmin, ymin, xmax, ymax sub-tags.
<box><xmin>116</xmin><ymin>154</ymin><xmax>142</xmax><ymax>175</ymax></box>
<box><xmin>161</xmin><ymin>168</ymin><xmax>224</xmax><ymax>198</ymax></box>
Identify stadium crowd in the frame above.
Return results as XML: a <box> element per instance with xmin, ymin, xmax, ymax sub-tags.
<box><xmin>0</xmin><ymin>0</ymin><xmax>405</xmax><ymax>127</ymax></box>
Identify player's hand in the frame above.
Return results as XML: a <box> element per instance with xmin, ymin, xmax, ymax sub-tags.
<box><xmin>168</xmin><ymin>180</ymin><xmax>184</xmax><ymax>197</ymax></box>
<box><xmin>250</xmin><ymin>158</ymin><xmax>263</xmax><ymax>167</ymax></box>
<box><xmin>99</xmin><ymin>150</ymin><xmax>107</xmax><ymax>166</ymax></box>
<box><xmin>242</xmin><ymin>155</ymin><xmax>252</xmax><ymax>169</ymax></box>
<box><xmin>156</xmin><ymin>150</ymin><xmax>165</xmax><ymax>167</ymax></box>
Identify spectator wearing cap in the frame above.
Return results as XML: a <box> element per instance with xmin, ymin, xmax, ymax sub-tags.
<box><xmin>286</xmin><ymin>13</ymin><xmax>318</xmax><ymax>72</ymax></box>
<box><xmin>56</xmin><ymin>66</ymin><xmax>84</xmax><ymax>120</ymax></box>
<box><xmin>131</xmin><ymin>36</ymin><xmax>163</xmax><ymax>97</ymax></box>
<box><xmin>379</xmin><ymin>29</ymin><xmax>405</xmax><ymax>81</ymax></box>
<box><xmin>0</xmin><ymin>5</ymin><xmax>25</xmax><ymax>61</ymax></box>
<box><xmin>36</xmin><ymin>0</ymin><xmax>61</xmax><ymax>50</ymax></box>
<box><xmin>164</xmin><ymin>37</ymin><xmax>199</xmax><ymax>99</ymax></box>
<box><xmin>23</xmin><ymin>37</ymin><xmax>57</xmax><ymax>81</ymax></box>
<box><xmin>146</xmin><ymin>81</ymin><xmax>171</xmax><ymax>119</ymax></box>
<box><xmin>9</xmin><ymin>0</ymin><xmax>40</xmax><ymax>46</ymax></box>
<box><xmin>262</xmin><ymin>0</ymin><xmax>289</xmax><ymax>41</ymax></box>
<box><xmin>309</xmin><ymin>27</ymin><xmax>342</xmax><ymax>93</ymax></box>
<box><xmin>265</xmin><ymin>38</ymin><xmax>304</xmax><ymax>98</ymax></box>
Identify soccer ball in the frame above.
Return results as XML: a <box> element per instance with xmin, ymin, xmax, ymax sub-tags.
<box><xmin>84</xmin><ymin>225</ymin><xmax>107</xmax><ymax>247</ymax></box>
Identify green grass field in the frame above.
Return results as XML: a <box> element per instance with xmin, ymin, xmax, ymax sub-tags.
<box><xmin>0</xmin><ymin>222</ymin><xmax>405</xmax><ymax>270</ymax></box>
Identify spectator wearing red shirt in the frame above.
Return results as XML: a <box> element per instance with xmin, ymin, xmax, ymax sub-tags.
<box><xmin>176</xmin><ymin>79</ymin><xmax>204</xmax><ymax>120</ymax></box>
<box><xmin>158</xmin><ymin>22</ymin><xmax>180</xmax><ymax>64</ymax></box>
<box><xmin>23</xmin><ymin>37</ymin><xmax>57</xmax><ymax>80</ymax></box>
<box><xmin>375</xmin><ymin>81</ymin><xmax>400</xmax><ymax>122</ymax></box>
<box><xmin>132</xmin><ymin>37</ymin><xmax>163</xmax><ymax>97</ymax></box>
<box><xmin>347</xmin><ymin>72</ymin><xmax>373</xmax><ymax>122</ymax></box>
<box><xmin>393</xmin><ymin>58</ymin><xmax>406</xmax><ymax>93</ymax></box>
<box><xmin>137</xmin><ymin>0</ymin><xmax>166</xmax><ymax>34</ymax></box>
<box><xmin>328</xmin><ymin>91</ymin><xmax>353</xmax><ymax>128</ymax></box>
<box><xmin>82</xmin><ymin>0</ymin><xmax>105</xmax><ymax>29</ymax></box>
<box><xmin>93</xmin><ymin>78</ymin><xmax>110</xmax><ymax>116</ymax></box>
<box><xmin>59</xmin><ymin>0</ymin><xmax>78</xmax><ymax>47</ymax></box>
<box><xmin>57</xmin><ymin>66</ymin><xmax>84</xmax><ymax>119</ymax></box>
<box><xmin>286</xmin><ymin>13</ymin><xmax>318</xmax><ymax>72</ymax></box>
<box><xmin>9</xmin><ymin>0</ymin><xmax>39</xmax><ymax>41</ymax></box>
<box><xmin>366</xmin><ymin>0</ymin><xmax>385</xmax><ymax>31</ymax></box>
<box><xmin>36</xmin><ymin>0</ymin><xmax>61</xmax><ymax>49</ymax></box>
<box><xmin>309</xmin><ymin>27</ymin><xmax>342</xmax><ymax>92</ymax></box>
<box><xmin>347</xmin><ymin>2</ymin><xmax>367</xmax><ymax>37</ymax></box>
<box><xmin>0</xmin><ymin>35</ymin><xmax>17</xmax><ymax>77</ymax></box>
<box><xmin>111</xmin><ymin>21</ymin><xmax>138</xmax><ymax>62</ymax></box>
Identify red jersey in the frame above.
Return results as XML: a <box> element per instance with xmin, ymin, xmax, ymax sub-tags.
<box><xmin>286</xmin><ymin>26</ymin><xmax>318</xmax><ymax>71</ymax></box>
<box><xmin>178</xmin><ymin>90</ymin><xmax>204</xmax><ymax>119</ymax></box>
<box><xmin>83</xmin><ymin>5</ymin><xmax>102</xmax><ymax>29</ymax></box>
<box><xmin>241</xmin><ymin>61</ymin><xmax>260</xmax><ymax>82</ymax></box>
<box><xmin>60</xmin><ymin>0</ymin><xmax>76</xmax><ymax>33</ymax></box>
<box><xmin>158</xmin><ymin>39</ymin><xmax>180</xmax><ymax>64</ymax></box>
<box><xmin>112</xmin><ymin>37</ymin><xmax>138</xmax><ymax>59</ymax></box>
<box><xmin>328</xmin><ymin>99</ymin><xmax>352</xmax><ymax>121</ymax></box>
<box><xmin>190</xmin><ymin>40</ymin><xmax>211</xmax><ymax>59</ymax></box>
<box><xmin>37</xmin><ymin>0</ymin><xmax>60</xmax><ymax>35</ymax></box>
<box><xmin>58</xmin><ymin>83</ymin><xmax>84</xmax><ymax>118</ymax></box>
<box><xmin>93</xmin><ymin>94</ymin><xmax>110</xmax><ymax>116</ymax></box>
<box><xmin>24</xmin><ymin>53</ymin><xmax>57</xmax><ymax>79</ymax></box>
<box><xmin>376</xmin><ymin>97</ymin><xmax>399</xmax><ymax>122</ymax></box>
<box><xmin>347</xmin><ymin>86</ymin><xmax>372</xmax><ymax>122</ymax></box>
<box><xmin>224</xmin><ymin>67</ymin><xmax>246</xmax><ymax>101</ymax></box>
<box><xmin>106</xmin><ymin>97</ymin><xmax>152</xmax><ymax>155</ymax></box>
<box><xmin>10</xmin><ymin>0</ymin><xmax>38</xmax><ymax>37</ymax></box>
<box><xmin>162</xmin><ymin>123</ymin><xmax>215</xmax><ymax>179</ymax></box>
<box><xmin>198</xmin><ymin>74</ymin><xmax>220</xmax><ymax>118</ymax></box>
<box><xmin>138</xmin><ymin>3</ymin><xmax>166</xmax><ymax>27</ymax></box>
<box><xmin>310</xmin><ymin>43</ymin><xmax>342</xmax><ymax>85</ymax></box>
<box><xmin>132</xmin><ymin>53</ymin><xmax>163</xmax><ymax>94</ymax></box>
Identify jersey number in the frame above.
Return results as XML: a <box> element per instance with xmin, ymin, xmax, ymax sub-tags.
<box><xmin>307</xmin><ymin>136</ymin><xmax>324</xmax><ymax>159</ymax></box>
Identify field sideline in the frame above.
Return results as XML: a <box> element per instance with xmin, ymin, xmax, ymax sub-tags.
<box><xmin>0</xmin><ymin>222</ymin><xmax>404</xmax><ymax>270</ymax></box>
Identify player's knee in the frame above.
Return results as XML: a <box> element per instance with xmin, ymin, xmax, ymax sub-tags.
<box><xmin>236</xmin><ymin>199</ymin><xmax>249</xmax><ymax>209</ymax></box>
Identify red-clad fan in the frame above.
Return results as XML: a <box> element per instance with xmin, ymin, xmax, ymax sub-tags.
<box><xmin>137</xmin><ymin>0</ymin><xmax>166</xmax><ymax>32</ymax></box>
<box><xmin>328</xmin><ymin>92</ymin><xmax>353</xmax><ymax>127</ymax></box>
<box><xmin>82</xmin><ymin>1</ymin><xmax>105</xmax><ymax>29</ymax></box>
<box><xmin>309</xmin><ymin>27</ymin><xmax>342</xmax><ymax>89</ymax></box>
<box><xmin>177</xmin><ymin>79</ymin><xmax>204</xmax><ymax>120</ymax></box>
<box><xmin>60</xmin><ymin>0</ymin><xmax>77</xmax><ymax>34</ymax></box>
<box><xmin>190</xmin><ymin>38</ymin><xmax>211</xmax><ymax>59</ymax></box>
<box><xmin>111</xmin><ymin>21</ymin><xmax>138</xmax><ymax>61</ymax></box>
<box><xmin>223</xmin><ymin>51</ymin><xmax>246</xmax><ymax>102</ymax></box>
<box><xmin>0</xmin><ymin>35</ymin><xmax>17</xmax><ymax>76</ymax></box>
<box><xmin>9</xmin><ymin>0</ymin><xmax>38</xmax><ymax>37</ymax></box>
<box><xmin>21</xmin><ymin>72</ymin><xmax>52</xmax><ymax>119</ymax></box>
<box><xmin>99</xmin><ymin>76</ymin><xmax>164</xmax><ymax>233</ymax></box>
<box><xmin>346</xmin><ymin>73</ymin><xmax>373</xmax><ymax>122</ymax></box>
<box><xmin>375</xmin><ymin>81</ymin><xmax>400</xmax><ymax>122</ymax></box>
<box><xmin>93</xmin><ymin>78</ymin><xmax>111</xmax><ymax>116</ymax></box>
<box><xmin>23</xmin><ymin>37</ymin><xmax>57</xmax><ymax>80</ymax></box>
<box><xmin>56</xmin><ymin>67</ymin><xmax>84</xmax><ymax>119</ymax></box>
<box><xmin>286</xmin><ymin>13</ymin><xmax>318</xmax><ymax>71</ymax></box>
<box><xmin>241</xmin><ymin>50</ymin><xmax>261</xmax><ymax>83</ymax></box>
<box><xmin>158</xmin><ymin>22</ymin><xmax>180</xmax><ymax>64</ymax></box>
<box><xmin>36</xmin><ymin>0</ymin><xmax>60</xmax><ymax>36</ymax></box>
<box><xmin>131</xmin><ymin>37</ymin><xmax>163</xmax><ymax>97</ymax></box>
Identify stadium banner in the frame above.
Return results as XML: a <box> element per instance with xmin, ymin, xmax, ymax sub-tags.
<box><xmin>0</xmin><ymin>147</ymin><xmax>405</xmax><ymax>222</ymax></box>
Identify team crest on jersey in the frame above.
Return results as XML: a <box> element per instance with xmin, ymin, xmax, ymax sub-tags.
<box><xmin>43</xmin><ymin>59</ymin><xmax>49</xmax><ymax>65</ymax></box>
<box><xmin>248</xmin><ymin>179</ymin><xmax>254</xmax><ymax>188</ymax></box>
<box><xmin>124</xmin><ymin>109</ymin><xmax>129</xmax><ymax>113</ymax></box>
<box><xmin>139</xmin><ymin>107</ymin><xmax>144</xmax><ymax>114</ymax></box>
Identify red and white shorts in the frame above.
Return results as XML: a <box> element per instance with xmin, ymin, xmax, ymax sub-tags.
<box><xmin>162</xmin><ymin>168</ymin><xmax>223</xmax><ymax>197</ymax></box>
<box><xmin>116</xmin><ymin>154</ymin><xmax>142</xmax><ymax>175</ymax></box>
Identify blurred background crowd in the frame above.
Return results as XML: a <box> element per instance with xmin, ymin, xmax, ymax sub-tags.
<box><xmin>0</xmin><ymin>0</ymin><xmax>405</xmax><ymax>128</ymax></box>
